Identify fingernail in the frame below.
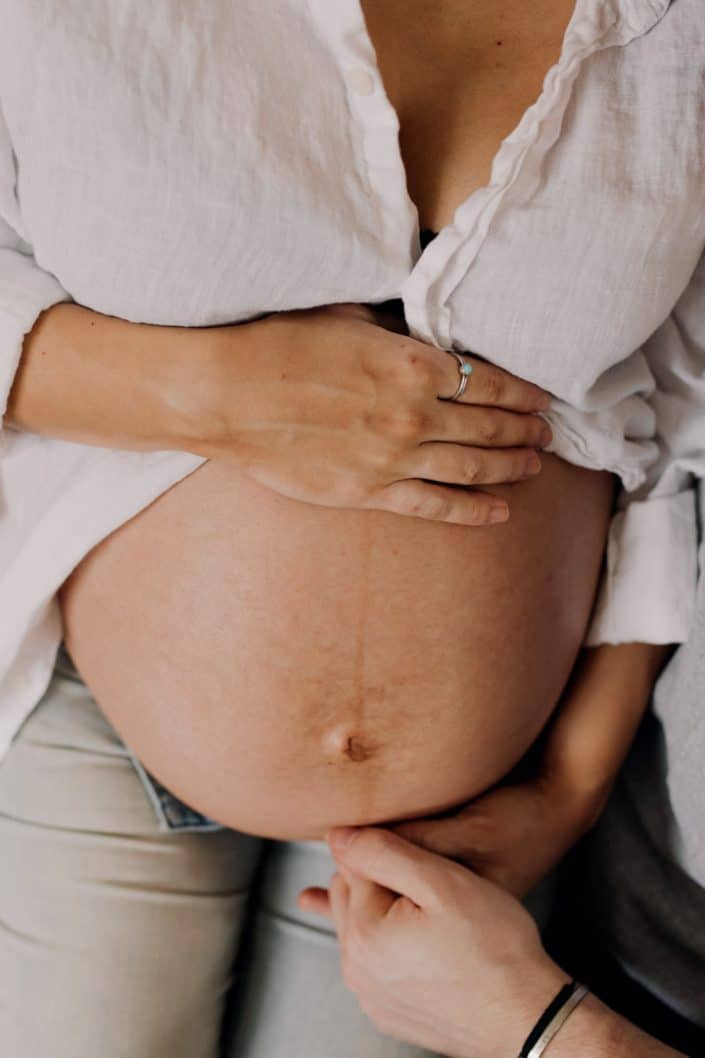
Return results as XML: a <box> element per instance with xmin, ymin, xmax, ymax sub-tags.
<box><xmin>536</xmin><ymin>392</ymin><xmax>552</xmax><ymax>411</ymax></box>
<box><xmin>540</xmin><ymin>425</ymin><xmax>553</xmax><ymax>446</ymax></box>
<box><xmin>489</xmin><ymin>504</ymin><xmax>509</xmax><ymax>524</ymax></box>
<box><xmin>328</xmin><ymin>826</ymin><xmax>357</xmax><ymax>851</ymax></box>
<box><xmin>526</xmin><ymin>453</ymin><xmax>542</xmax><ymax>475</ymax></box>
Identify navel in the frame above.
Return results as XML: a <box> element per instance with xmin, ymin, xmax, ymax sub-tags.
<box><xmin>322</xmin><ymin>727</ymin><xmax>378</xmax><ymax>764</ymax></box>
<box><xmin>344</xmin><ymin>735</ymin><xmax>372</xmax><ymax>762</ymax></box>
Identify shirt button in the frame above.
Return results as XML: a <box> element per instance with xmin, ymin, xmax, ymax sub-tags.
<box><xmin>347</xmin><ymin>67</ymin><xmax>376</xmax><ymax>96</ymax></box>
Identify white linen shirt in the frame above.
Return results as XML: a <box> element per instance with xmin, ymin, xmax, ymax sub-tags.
<box><xmin>0</xmin><ymin>0</ymin><xmax>704</xmax><ymax>761</ymax></box>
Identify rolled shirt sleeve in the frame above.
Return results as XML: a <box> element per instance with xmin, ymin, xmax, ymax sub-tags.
<box><xmin>0</xmin><ymin>99</ymin><xmax>72</xmax><ymax>428</ymax></box>
<box><xmin>585</xmin><ymin>249</ymin><xmax>705</xmax><ymax>646</ymax></box>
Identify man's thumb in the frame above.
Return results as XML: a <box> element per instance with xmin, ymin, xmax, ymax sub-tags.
<box><xmin>327</xmin><ymin>826</ymin><xmax>453</xmax><ymax>909</ymax></box>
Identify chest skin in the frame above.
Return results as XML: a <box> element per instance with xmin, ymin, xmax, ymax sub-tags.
<box><xmin>360</xmin><ymin>0</ymin><xmax>579</xmax><ymax>231</ymax></box>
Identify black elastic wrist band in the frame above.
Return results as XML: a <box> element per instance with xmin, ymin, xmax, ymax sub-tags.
<box><xmin>519</xmin><ymin>980</ymin><xmax>581</xmax><ymax>1058</ymax></box>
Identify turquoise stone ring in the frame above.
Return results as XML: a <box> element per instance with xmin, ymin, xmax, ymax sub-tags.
<box><xmin>441</xmin><ymin>350</ymin><xmax>474</xmax><ymax>402</ymax></box>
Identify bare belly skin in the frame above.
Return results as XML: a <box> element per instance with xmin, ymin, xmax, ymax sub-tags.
<box><xmin>60</xmin><ymin>454</ymin><xmax>613</xmax><ymax>840</ymax></box>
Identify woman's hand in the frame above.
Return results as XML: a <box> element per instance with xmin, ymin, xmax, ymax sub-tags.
<box><xmin>390</xmin><ymin>642</ymin><xmax>672</xmax><ymax>897</ymax></box>
<box><xmin>391</xmin><ymin>772</ymin><xmax>601</xmax><ymax>899</ymax></box>
<box><xmin>191</xmin><ymin>302</ymin><xmax>552</xmax><ymax>526</ymax></box>
<box><xmin>300</xmin><ymin>827</ymin><xmax>569</xmax><ymax>1058</ymax></box>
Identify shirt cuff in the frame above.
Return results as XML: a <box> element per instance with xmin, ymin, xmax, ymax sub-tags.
<box><xmin>585</xmin><ymin>490</ymin><xmax>698</xmax><ymax>646</ymax></box>
<box><xmin>0</xmin><ymin>265</ymin><xmax>72</xmax><ymax>425</ymax></box>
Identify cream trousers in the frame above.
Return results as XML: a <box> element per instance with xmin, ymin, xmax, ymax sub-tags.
<box><xmin>0</xmin><ymin>656</ymin><xmax>440</xmax><ymax>1058</ymax></box>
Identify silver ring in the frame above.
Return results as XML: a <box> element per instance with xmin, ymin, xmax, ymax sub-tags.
<box><xmin>440</xmin><ymin>350</ymin><xmax>474</xmax><ymax>402</ymax></box>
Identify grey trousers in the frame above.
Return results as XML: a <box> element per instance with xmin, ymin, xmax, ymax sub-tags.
<box><xmin>0</xmin><ymin>658</ymin><xmax>440</xmax><ymax>1058</ymax></box>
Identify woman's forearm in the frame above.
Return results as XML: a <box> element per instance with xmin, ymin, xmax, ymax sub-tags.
<box><xmin>5</xmin><ymin>300</ymin><xmax>552</xmax><ymax>526</ymax></box>
<box><xmin>540</xmin><ymin>641</ymin><xmax>671</xmax><ymax>820</ymax></box>
<box><xmin>6</xmin><ymin>301</ymin><xmax>223</xmax><ymax>451</ymax></box>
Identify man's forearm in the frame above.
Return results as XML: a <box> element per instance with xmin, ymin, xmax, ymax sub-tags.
<box><xmin>549</xmin><ymin>992</ymin><xmax>685</xmax><ymax>1058</ymax></box>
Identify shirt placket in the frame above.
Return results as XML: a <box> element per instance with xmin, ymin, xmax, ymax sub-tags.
<box><xmin>305</xmin><ymin>0</ymin><xmax>419</xmax><ymax>279</ymax></box>
<box><xmin>402</xmin><ymin>0</ymin><xmax>672</xmax><ymax>353</ymax></box>
<box><xmin>305</xmin><ymin>0</ymin><xmax>670</xmax><ymax>352</ymax></box>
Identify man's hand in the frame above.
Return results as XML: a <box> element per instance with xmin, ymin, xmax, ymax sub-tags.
<box><xmin>299</xmin><ymin>828</ymin><xmax>685</xmax><ymax>1058</ymax></box>
<box><xmin>300</xmin><ymin>827</ymin><xmax>568</xmax><ymax>1058</ymax></box>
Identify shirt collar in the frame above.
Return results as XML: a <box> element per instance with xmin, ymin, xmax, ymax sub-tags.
<box><xmin>564</xmin><ymin>0</ymin><xmax>673</xmax><ymax>53</ymax></box>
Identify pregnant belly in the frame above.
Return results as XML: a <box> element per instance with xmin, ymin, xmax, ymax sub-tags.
<box><xmin>60</xmin><ymin>454</ymin><xmax>613</xmax><ymax>840</ymax></box>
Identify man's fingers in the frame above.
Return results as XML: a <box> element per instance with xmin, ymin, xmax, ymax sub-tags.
<box><xmin>327</xmin><ymin>827</ymin><xmax>459</xmax><ymax>910</ymax></box>
<box><xmin>345</xmin><ymin>869</ymin><xmax>397</xmax><ymax>928</ymax></box>
<box><xmin>436</xmin><ymin>354</ymin><xmax>551</xmax><ymax>413</ymax></box>
<box><xmin>298</xmin><ymin>886</ymin><xmax>333</xmax><ymax>919</ymax></box>
<box><xmin>299</xmin><ymin>872</ymin><xmax>362</xmax><ymax>934</ymax></box>
<box><xmin>329</xmin><ymin>870</ymin><xmax>350</xmax><ymax>936</ymax></box>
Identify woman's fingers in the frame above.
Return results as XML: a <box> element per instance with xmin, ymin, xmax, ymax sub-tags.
<box><xmin>435</xmin><ymin>353</ymin><xmax>551</xmax><ymax>413</ymax></box>
<box><xmin>368</xmin><ymin>479</ymin><xmax>509</xmax><ymax>526</ymax></box>
<box><xmin>231</xmin><ymin>308</ymin><xmax>553</xmax><ymax>526</ymax></box>
<box><xmin>407</xmin><ymin>443</ymin><xmax>542</xmax><ymax>487</ymax></box>
<box><xmin>433</xmin><ymin>403</ymin><xmax>552</xmax><ymax>450</ymax></box>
